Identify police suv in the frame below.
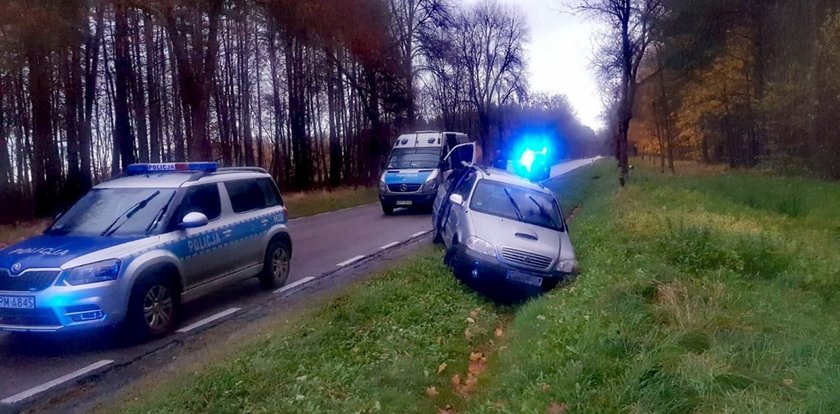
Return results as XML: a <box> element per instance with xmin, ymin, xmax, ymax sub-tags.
<box><xmin>0</xmin><ymin>162</ymin><xmax>291</xmax><ymax>337</ymax></box>
<box><xmin>378</xmin><ymin>131</ymin><xmax>471</xmax><ymax>214</ymax></box>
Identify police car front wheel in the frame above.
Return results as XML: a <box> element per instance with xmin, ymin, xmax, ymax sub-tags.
<box><xmin>260</xmin><ymin>241</ymin><xmax>291</xmax><ymax>289</ymax></box>
<box><xmin>127</xmin><ymin>276</ymin><xmax>180</xmax><ymax>338</ymax></box>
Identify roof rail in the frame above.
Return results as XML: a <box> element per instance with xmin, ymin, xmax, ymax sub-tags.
<box><xmin>216</xmin><ymin>167</ymin><xmax>270</xmax><ymax>174</ymax></box>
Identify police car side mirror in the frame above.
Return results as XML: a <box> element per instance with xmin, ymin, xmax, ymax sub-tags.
<box><xmin>180</xmin><ymin>212</ymin><xmax>209</xmax><ymax>229</ymax></box>
<box><xmin>449</xmin><ymin>194</ymin><xmax>465</xmax><ymax>207</ymax></box>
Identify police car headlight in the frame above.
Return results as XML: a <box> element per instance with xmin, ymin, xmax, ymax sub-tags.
<box><xmin>63</xmin><ymin>259</ymin><xmax>122</xmax><ymax>286</ymax></box>
<box><xmin>465</xmin><ymin>236</ymin><xmax>496</xmax><ymax>257</ymax></box>
<box><xmin>556</xmin><ymin>259</ymin><xmax>580</xmax><ymax>274</ymax></box>
<box><xmin>379</xmin><ymin>181</ymin><xmax>389</xmax><ymax>193</ymax></box>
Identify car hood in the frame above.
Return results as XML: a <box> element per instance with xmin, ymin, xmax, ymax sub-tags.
<box><xmin>0</xmin><ymin>235</ymin><xmax>149</xmax><ymax>273</ymax></box>
<box><xmin>469</xmin><ymin>211</ymin><xmax>575</xmax><ymax>263</ymax></box>
<box><xmin>382</xmin><ymin>169</ymin><xmax>435</xmax><ymax>185</ymax></box>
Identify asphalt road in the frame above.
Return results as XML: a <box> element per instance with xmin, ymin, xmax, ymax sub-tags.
<box><xmin>0</xmin><ymin>156</ymin><xmax>601</xmax><ymax>411</ymax></box>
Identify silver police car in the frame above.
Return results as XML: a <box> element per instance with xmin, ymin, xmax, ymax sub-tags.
<box><xmin>432</xmin><ymin>165</ymin><xmax>579</xmax><ymax>291</ymax></box>
<box><xmin>0</xmin><ymin>163</ymin><xmax>291</xmax><ymax>337</ymax></box>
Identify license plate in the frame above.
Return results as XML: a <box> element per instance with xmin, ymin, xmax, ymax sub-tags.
<box><xmin>0</xmin><ymin>295</ymin><xmax>35</xmax><ymax>309</ymax></box>
<box><xmin>396</xmin><ymin>200</ymin><xmax>413</xmax><ymax>206</ymax></box>
<box><xmin>507</xmin><ymin>271</ymin><xmax>543</xmax><ymax>287</ymax></box>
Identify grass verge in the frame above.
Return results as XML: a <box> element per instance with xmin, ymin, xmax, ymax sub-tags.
<box><xmin>283</xmin><ymin>186</ymin><xmax>378</xmax><ymax>219</ymax></box>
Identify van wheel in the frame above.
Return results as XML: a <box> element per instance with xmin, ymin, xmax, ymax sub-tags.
<box><xmin>126</xmin><ymin>275</ymin><xmax>179</xmax><ymax>338</ymax></box>
<box><xmin>260</xmin><ymin>240</ymin><xmax>291</xmax><ymax>289</ymax></box>
<box><xmin>381</xmin><ymin>203</ymin><xmax>395</xmax><ymax>215</ymax></box>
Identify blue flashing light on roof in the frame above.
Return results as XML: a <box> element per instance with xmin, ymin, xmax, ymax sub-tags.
<box><xmin>127</xmin><ymin>162</ymin><xmax>218</xmax><ymax>175</ymax></box>
<box><xmin>518</xmin><ymin>147</ymin><xmax>548</xmax><ymax>172</ymax></box>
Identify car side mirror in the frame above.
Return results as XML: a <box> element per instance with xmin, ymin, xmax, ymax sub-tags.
<box><xmin>449</xmin><ymin>194</ymin><xmax>464</xmax><ymax>207</ymax></box>
<box><xmin>180</xmin><ymin>212</ymin><xmax>209</xmax><ymax>229</ymax></box>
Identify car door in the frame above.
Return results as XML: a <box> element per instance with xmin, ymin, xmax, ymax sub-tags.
<box><xmin>442</xmin><ymin>171</ymin><xmax>477</xmax><ymax>247</ymax></box>
<box><xmin>223</xmin><ymin>178</ymin><xmax>283</xmax><ymax>272</ymax></box>
<box><xmin>172</xmin><ymin>183</ymin><xmax>226</xmax><ymax>288</ymax></box>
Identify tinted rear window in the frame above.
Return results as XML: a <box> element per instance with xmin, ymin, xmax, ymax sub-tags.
<box><xmin>225</xmin><ymin>178</ymin><xmax>282</xmax><ymax>213</ymax></box>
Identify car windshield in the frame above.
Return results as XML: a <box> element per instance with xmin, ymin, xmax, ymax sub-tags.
<box><xmin>469</xmin><ymin>180</ymin><xmax>563</xmax><ymax>231</ymax></box>
<box><xmin>387</xmin><ymin>148</ymin><xmax>441</xmax><ymax>169</ymax></box>
<box><xmin>47</xmin><ymin>188</ymin><xmax>176</xmax><ymax>237</ymax></box>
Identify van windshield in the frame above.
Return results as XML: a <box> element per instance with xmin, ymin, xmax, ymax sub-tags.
<box><xmin>387</xmin><ymin>148</ymin><xmax>441</xmax><ymax>169</ymax></box>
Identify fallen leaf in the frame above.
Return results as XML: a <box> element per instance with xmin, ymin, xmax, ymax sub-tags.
<box><xmin>547</xmin><ymin>401</ymin><xmax>568</xmax><ymax>414</ymax></box>
<box><xmin>468</xmin><ymin>359</ymin><xmax>486</xmax><ymax>375</ymax></box>
<box><xmin>438</xmin><ymin>405</ymin><xmax>457</xmax><ymax>414</ymax></box>
<box><xmin>462</xmin><ymin>373</ymin><xmax>478</xmax><ymax>393</ymax></box>
<box><xmin>469</xmin><ymin>351</ymin><xmax>484</xmax><ymax>362</ymax></box>
<box><xmin>466</xmin><ymin>317</ymin><xmax>476</xmax><ymax>324</ymax></box>
<box><xmin>495</xmin><ymin>327</ymin><xmax>504</xmax><ymax>337</ymax></box>
<box><xmin>438</xmin><ymin>362</ymin><xmax>448</xmax><ymax>374</ymax></box>
<box><xmin>783</xmin><ymin>378</ymin><xmax>794</xmax><ymax>386</ymax></box>
<box><xmin>451</xmin><ymin>374</ymin><xmax>462</xmax><ymax>390</ymax></box>
<box><xmin>470</xmin><ymin>308</ymin><xmax>481</xmax><ymax>318</ymax></box>
<box><xmin>426</xmin><ymin>386</ymin><xmax>439</xmax><ymax>397</ymax></box>
<box><xmin>494</xmin><ymin>400</ymin><xmax>506</xmax><ymax>409</ymax></box>
<box><xmin>569</xmin><ymin>287</ymin><xmax>577</xmax><ymax>294</ymax></box>
<box><xmin>537</xmin><ymin>315</ymin><xmax>547</xmax><ymax>320</ymax></box>
<box><xmin>540</xmin><ymin>382</ymin><xmax>551</xmax><ymax>391</ymax></box>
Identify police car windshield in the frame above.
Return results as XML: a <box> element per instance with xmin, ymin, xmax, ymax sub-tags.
<box><xmin>469</xmin><ymin>180</ymin><xmax>563</xmax><ymax>231</ymax></box>
<box><xmin>48</xmin><ymin>188</ymin><xmax>176</xmax><ymax>237</ymax></box>
<box><xmin>387</xmin><ymin>148</ymin><xmax>440</xmax><ymax>169</ymax></box>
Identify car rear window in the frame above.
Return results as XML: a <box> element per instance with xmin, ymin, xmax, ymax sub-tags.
<box><xmin>225</xmin><ymin>178</ymin><xmax>282</xmax><ymax>213</ymax></box>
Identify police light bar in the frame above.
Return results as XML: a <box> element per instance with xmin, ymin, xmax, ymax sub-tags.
<box><xmin>127</xmin><ymin>162</ymin><xmax>218</xmax><ymax>175</ymax></box>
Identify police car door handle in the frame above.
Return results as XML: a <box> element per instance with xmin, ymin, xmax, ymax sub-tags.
<box><xmin>222</xmin><ymin>229</ymin><xmax>233</xmax><ymax>237</ymax></box>
<box><xmin>260</xmin><ymin>219</ymin><xmax>270</xmax><ymax>225</ymax></box>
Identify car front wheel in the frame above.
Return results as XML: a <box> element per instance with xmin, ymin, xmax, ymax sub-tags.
<box><xmin>126</xmin><ymin>276</ymin><xmax>179</xmax><ymax>338</ymax></box>
<box><xmin>260</xmin><ymin>240</ymin><xmax>291</xmax><ymax>289</ymax></box>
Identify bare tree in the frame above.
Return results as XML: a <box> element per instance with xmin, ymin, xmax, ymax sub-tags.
<box><xmin>453</xmin><ymin>0</ymin><xmax>528</xmax><ymax>152</ymax></box>
<box><xmin>578</xmin><ymin>0</ymin><xmax>662</xmax><ymax>186</ymax></box>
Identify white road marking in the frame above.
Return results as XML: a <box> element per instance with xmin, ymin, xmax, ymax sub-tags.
<box><xmin>337</xmin><ymin>255</ymin><xmax>366</xmax><ymax>267</ymax></box>
<box><xmin>379</xmin><ymin>241</ymin><xmax>400</xmax><ymax>250</ymax></box>
<box><xmin>274</xmin><ymin>276</ymin><xmax>316</xmax><ymax>294</ymax></box>
<box><xmin>176</xmin><ymin>308</ymin><xmax>241</xmax><ymax>333</ymax></box>
<box><xmin>1</xmin><ymin>359</ymin><xmax>113</xmax><ymax>404</ymax></box>
<box><xmin>410</xmin><ymin>231</ymin><xmax>429</xmax><ymax>238</ymax></box>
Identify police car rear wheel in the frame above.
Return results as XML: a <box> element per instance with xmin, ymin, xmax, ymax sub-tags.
<box><xmin>260</xmin><ymin>241</ymin><xmax>290</xmax><ymax>289</ymax></box>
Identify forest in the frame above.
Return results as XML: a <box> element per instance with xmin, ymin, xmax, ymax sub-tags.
<box><xmin>0</xmin><ymin>0</ymin><xmax>605</xmax><ymax>223</ymax></box>
<box><xmin>616</xmin><ymin>0</ymin><xmax>840</xmax><ymax>178</ymax></box>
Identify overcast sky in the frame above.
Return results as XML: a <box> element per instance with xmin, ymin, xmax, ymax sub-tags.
<box><xmin>462</xmin><ymin>0</ymin><xmax>605</xmax><ymax>131</ymax></box>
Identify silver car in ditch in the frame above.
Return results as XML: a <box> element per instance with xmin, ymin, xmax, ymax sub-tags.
<box><xmin>432</xmin><ymin>166</ymin><xmax>579</xmax><ymax>291</ymax></box>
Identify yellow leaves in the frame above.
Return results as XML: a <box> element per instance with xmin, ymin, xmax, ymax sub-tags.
<box><xmin>426</xmin><ymin>386</ymin><xmax>439</xmax><ymax>397</ymax></box>
<box><xmin>437</xmin><ymin>362</ymin><xmax>448</xmax><ymax>374</ymax></box>
<box><xmin>494</xmin><ymin>327</ymin><xmax>504</xmax><ymax>338</ymax></box>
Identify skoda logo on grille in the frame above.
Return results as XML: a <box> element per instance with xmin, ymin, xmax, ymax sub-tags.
<box><xmin>400</xmin><ymin>183</ymin><xmax>408</xmax><ymax>192</ymax></box>
<box><xmin>10</xmin><ymin>262</ymin><xmax>22</xmax><ymax>275</ymax></box>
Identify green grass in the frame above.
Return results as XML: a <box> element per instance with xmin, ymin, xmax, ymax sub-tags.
<box><xmin>469</xmin><ymin>164</ymin><xmax>840</xmax><ymax>413</ymax></box>
<box><xmin>117</xmin><ymin>160</ymin><xmax>840</xmax><ymax>413</ymax></box>
<box><xmin>283</xmin><ymin>186</ymin><xmax>378</xmax><ymax>219</ymax></box>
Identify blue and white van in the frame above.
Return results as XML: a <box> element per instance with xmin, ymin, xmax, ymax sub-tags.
<box><xmin>378</xmin><ymin>131</ymin><xmax>472</xmax><ymax>214</ymax></box>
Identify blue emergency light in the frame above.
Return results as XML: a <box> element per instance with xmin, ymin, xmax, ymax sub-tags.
<box><xmin>518</xmin><ymin>147</ymin><xmax>548</xmax><ymax>172</ymax></box>
<box><xmin>127</xmin><ymin>162</ymin><xmax>218</xmax><ymax>175</ymax></box>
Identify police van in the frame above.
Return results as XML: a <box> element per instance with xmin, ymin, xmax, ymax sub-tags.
<box><xmin>378</xmin><ymin>131</ymin><xmax>473</xmax><ymax>214</ymax></box>
<box><xmin>0</xmin><ymin>162</ymin><xmax>291</xmax><ymax>337</ymax></box>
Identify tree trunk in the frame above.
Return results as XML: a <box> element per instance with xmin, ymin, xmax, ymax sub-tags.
<box><xmin>114</xmin><ymin>4</ymin><xmax>136</xmax><ymax>170</ymax></box>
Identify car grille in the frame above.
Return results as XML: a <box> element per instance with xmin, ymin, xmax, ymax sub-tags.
<box><xmin>0</xmin><ymin>308</ymin><xmax>60</xmax><ymax>327</ymax></box>
<box><xmin>388</xmin><ymin>183</ymin><xmax>421</xmax><ymax>193</ymax></box>
<box><xmin>500</xmin><ymin>248</ymin><xmax>553</xmax><ymax>270</ymax></box>
<box><xmin>0</xmin><ymin>269</ymin><xmax>61</xmax><ymax>292</ymax></box>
